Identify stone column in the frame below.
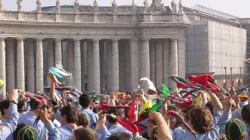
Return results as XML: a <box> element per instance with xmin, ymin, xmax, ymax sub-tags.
<box><xmin>178</xmin><ymin>39</ymin><xmax>186</xmax><ymax>78</ymax></box>
<box><xmin>47</xmin><ymin>40</ymin><xmax>54</xmax><ymax>67</ymax></box>
<box><xmin>87</xmin><ymin>41</ymin><xmax>93</xmax><ymax>90</ymax></box>
<box><xmin>125</xmin><ymin>42</ymin><xmax>131</xmax><ymax>90</ymax></box>
<box><xmin>155</xmin><ymin>40</ymin><xmax>163</xmax><ymax>86</ymax></box>
<box><xmin>93</xmin><ymin>39</ymin><xmax>100</xmax><ymax>93</ymax></box>
<box><xmin>46</xmin><ymin>40</ymin><xmax>54</xmax><ymax>86</ymax></box>
<box><xmin>141</xmin><ymin>39</ymin><xmax>150</xmax><ymax>78</ymax></box>
<box><xmin>81</xmin><ymin>42</ymin><xmax>87</xmax><ymax>91</ymax></box>
<box><xmin>111</xmin><ymin>39</ymin><xmax>119</xmax><ymax>91</ymax></box>
<box><xmin>36</xmin><ymin>38</ymin><xmax>43</xmax><ymax>92</ymax></box>
<box><xmin>130</xmin><ymin>39</ymin><xmax>139</xmax><ymax>89</ymax></box>
<box><xmin>163</xmin><ymin>39</ymin><xmax>170</xmax><ymax>85</ymax></box>
<box><xmin>17</xmin><ymin>38</ymin><xmax>25</xmax><ymax>90</ymax></box>
<box><xmin>106</xmin><ymin>41</ymin><xmax>112</xmax><ymax>91</ymax></box>
<box><xmin>118</xmin><ymin>42</ymin><xmax>125</xmax><ymax>91</ymax></box>
<box><xmin>6</xmin><ymin>40</ymin><xmax>15</xmax><ymax>93</ymax></box>
<box><xmin>62</xmin><ymin>41</ymin><xmax>68</xmax><ymax>70</ymax></box>
<box><xmin>169</xmin><ymin>39</ymin><xmax>178</xmax><ymax>90</ymax></box>
<box><xmin>55</xmin><ymin>38</ymin><xmax>62</xmax><ymax>65</ymax></box>
<box><xmin>150</xmin><ymin>40</ymin><xmax>156</xmax><ymax>84</ymax></box>
<box><xmin>100</xmin><ymin>41</ymin><xmax>106</xmax><ymax>90</ymax></box>
<box><xmin>27</xmin><ymin>40</ymin><xmax>35</xmax><ymax>92</ymax></box>
<box><xmin>74</xmin><ymin>39</ymin><xmax>81</xmax><ymax>90</ymax></box>
<box><xmin>0</xmin><ymin>38</ymin><xmax>6</xmax><ymax>97</ymax></box>
<box><xmin>67</xmin><ymin>41</ymin><xmax>74</xmax><ymax>86</ymax></box>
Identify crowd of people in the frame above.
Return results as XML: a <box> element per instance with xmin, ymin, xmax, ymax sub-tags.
<box><xmin>0</xmin><ymin>72</ymin><xmax>250</xmax><ymax>140</ymax></box>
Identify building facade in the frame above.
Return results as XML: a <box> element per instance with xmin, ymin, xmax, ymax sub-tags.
<box><xmin>184</xmin><ymin>6</ymin><xmax>247</xmax><ymax>88</ymax></box>
<box><xmin>0</xmin><ymin>0</ymin><xmax>189</xmax><ymax>96</ymax></box>
<box><xmin>240</xmin><ymin>19</ymin><xmax>250</xmax><ymax>84</ymax></box>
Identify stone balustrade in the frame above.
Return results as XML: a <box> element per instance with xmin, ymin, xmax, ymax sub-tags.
<box><xmin>0</xmin><ymin>11</ymin><xmax>184</xmax><ymax>23</ymax></box>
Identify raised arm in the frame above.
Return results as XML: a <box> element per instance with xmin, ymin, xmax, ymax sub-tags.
<box><xmin>0</xmin><ymin>90</ymin><xmax>19</xmax><ymax>140</ymax></box>
<box><xmin>49</xmin><ymin>73</ymin><xmax>55</xmax><ymax>100</ymax></box>
<box><xmin>207</xmin><ymin>90</ymin><xmax>223</xmax><ymax>111</ymax></box>
<box><xmin>149</xmin><ymin>111</ymin><xmax>173</xmax><ymax>140</ymax></box>
<box><xmin>40</xmin><ymin>108</ymin><xmax>61</xmax><ymax>140</ymax></box>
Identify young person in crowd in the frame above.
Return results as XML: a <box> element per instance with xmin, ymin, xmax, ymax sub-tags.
<box><xmin>79</xmin><ymin>94</ymin><xmax>99</xmax><ymax>129</ymax></box>
<box><xmin>58</xmin><ymin>104</ymin><xmax>79</xmax><ymax>140</ymax></box>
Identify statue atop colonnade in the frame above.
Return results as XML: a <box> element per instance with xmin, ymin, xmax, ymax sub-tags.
<box><xmin>17</xmin><ymin>0</ymin><xmax>22</xmax><ymax>11</ymax></box>
<box><xmin>36</xmin><ymin>0</ymin><xmax>41</xmax><ymax>12</ymax></box>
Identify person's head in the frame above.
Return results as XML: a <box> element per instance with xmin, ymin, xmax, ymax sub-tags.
<box><xmin>18</xmin><ymin>99</ymin><xmax>27</xmax><ymax>113</ymax></box>
<box><xmin>107</xmin><ymin>132</ymin><xmax>132</xmax><ymax>140</ymax></box>
<box><xmin>13</xmin><ymin>123</ymin><xmax>27</xmax><ymax>140</ymax></box>
<box><xmin>29</xmin><ymin>98</ymin><xmax>40</xmax><ymax>110</ymax></box>
<box><xmin>205</xmin><ymin>101</ymin><xmax>214</xmax><ymax>115</ymax></box>
<box><xmin>183</xmin><ymin>104</ymin><xmax>200</xmax><ymax>120</ymax></box>
<box><xmin>60</xmin><ymin>104</ymin><xmax>78</xmax><ymax>125</ymax></box>
<box><xmin>225</xmin><ymin>119</ymin><xmax>247</xmax><ymax>140</ymax></box>
<box><xmin>77</xmin><ymin>114</ymin><xmax>89</xmax><ymax>127</ymax></box>
<box><xmin>168</xmin><ymin>105</ymin><xmax>182</xmax><ymax>129</ymax></box>
<box><xmin>241</xmin><ymin>104</ymin><xmax>250</xmax><ymax>125</ymax></box>
<box><xmin>79</xmin><ymin>94</ymin><xmax>91</xmax><ymax>108</ymax></box>
<box><xmin>188</xmin><ymin>106</ymin><xmax>213</xmax><ymax>134</ymax></box>
<box><xmin>0</xmin><ymin>100</ymin><xmax>9</xmax><ymax>119</ymax></box>
<box><xmin>73</xmin><ymin>127</ymin><xmax>98</xmax><ymax>140</ymax></box>
<box><xmin>13</xmin><ymin>124</ymin><xmax>39</xmax><ymax>140</ymax></box>
<box><xmin>107</xmin><ymin>114</ymin><xmax>118</xmax><ymax>125</ymax></box>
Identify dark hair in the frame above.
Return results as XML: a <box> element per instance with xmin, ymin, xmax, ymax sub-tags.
<box><xmin>74</xmin><ymin>127</ymin><xmax>98</xmax><ymax>140</ymax></box>
<box><xmin>60</xmin><ymin>104</ymin><xmax>78</xmax><ymax>123</ymax></box>
<box><xmin>188</xmin><ymin>106</ymin><xmax>213</xmax><ymax>134</ymax></box>
<box><xmin>18</xmin><ymin>99</ymin><xmax>26</xmax><ymax>112</ymax></box>
<box><xmin>241</xmin><ymin>104</ymin><xmax>250</xmax><ymax>125</ymax></box>
<box><xmin>13</xmin><ymin>123</ymin><xmax>27</xmax><ymax>140</ymax></box>
<box><xmin>46</xmin><ymin>100</ymin><xmax>55</xmax><ymax>109</ymax></box>
<box><xmin>29</xmin><ymin>98</ymin><xmax>40</xmax><ymax>110</ymax></box>
<box><xmin>205</xmin><ymin>101</ymin><xmax>214</xmax><ymax>115</ymax></box>
<box><xmin>107</xmin><ymin>115</ymin><xmax>118</xmax><ymax>124</ymax></box>
<box><xmin>79</xmin><ymin>94</ymin><xmax>91</xmax><ymax>108</ymax></box>
<box><xmin>107</xmin><ymin>132</ymin><xmax>132</xmax><ymax>140</ymax></box>
<box><xmin>77</xmin><ymin>114</ymin><xmax>89</xmax><ymax>127</ymax></box>
<box><xmin>0</xmin><ymin>100</ymin><xmax>10</xmax><ymax>115</ymax></box>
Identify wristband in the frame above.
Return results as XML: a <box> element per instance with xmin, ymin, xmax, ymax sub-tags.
<box><xmin>9</xmin><ymin>100</ymin><xmax>18</xmax><ymax>104</ymax></box>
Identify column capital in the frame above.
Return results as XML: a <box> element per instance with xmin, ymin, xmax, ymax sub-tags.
<box><xmin>130</xmin><ymin>38</ymin><xmax>139</xmax><ymax>43</ymax></box>
<box><xmin>17</xmin><ymin>37</ymin><xmax>24</xmax><ymax>42</ymax></box>
<box><xmin>74</xmin><ymin>39</ymin><xmax>81</xmax><ymax>43</ymax></box>
<box><xmin>36</xmin><ymin>38</ymin><xmax>43</xmax><ymax>42</ymax></box>
<box><xmin>141</xmin><ymin>38</ymin><xmax>150</xmax><ymax>42</ymax></box>
<box><xmin>55</xmin><ymin>38</ymin><xmax>62</xmax><ymax>42</ymax></box>
<box><xmin>112</xmin><ymin>39</ymin><xmax>119</xmax><ymax>43</ymax></box>
<box><xmin>170</xmin><ymin>38</ymin><xmax>178</xmax><ymax>42</ymax></box>
<box><xmin>93</xmin><ymin>39</ymin><xmax>100</xmax><ymax>43</ymax></box>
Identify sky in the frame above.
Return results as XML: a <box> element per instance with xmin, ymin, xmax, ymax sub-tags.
<box><xmin>2</xmin><ymin>0</ymin><xmax>249</xmax><ymax>18</ymax></box>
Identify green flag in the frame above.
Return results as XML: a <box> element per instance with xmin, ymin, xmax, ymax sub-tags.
<box><xmin>162</xmin><ymin>84</ymin><xmax>170</xmax><ymax>98</ymax></box>
<box><xmin>149</xmin><ymin>84</ymin><xmax>170</xmax><ymax>111</ymax></box>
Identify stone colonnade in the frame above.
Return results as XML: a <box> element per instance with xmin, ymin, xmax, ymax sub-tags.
<box><xmin>0</xmin><ymin>37</ymin><xmax>184</xmax><ymax>95</ymax></box>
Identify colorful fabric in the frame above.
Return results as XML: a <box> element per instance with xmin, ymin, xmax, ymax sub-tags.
<box><xmin>189</xmin><ymin>74</ymin><xmax>221</xmax><ymax>93</ymax></box>
<box><xmin>169</xmin><ymin>76</ymin><xmax>191</xmax><ymax>89</ymax></box>
<box><xmin>168</xmin><ymin>97</ymin><xmax>193</xmax><ymax>109</ymax></box>
<box><xmin>139</xmin><ymin>100</ymin><xmax>152</xmax><ymax>115</ymax></box>
<box><xmin>117</xmin><ymin>117</ymin><xmax>144</xmax><ymax>134</ymax></box>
